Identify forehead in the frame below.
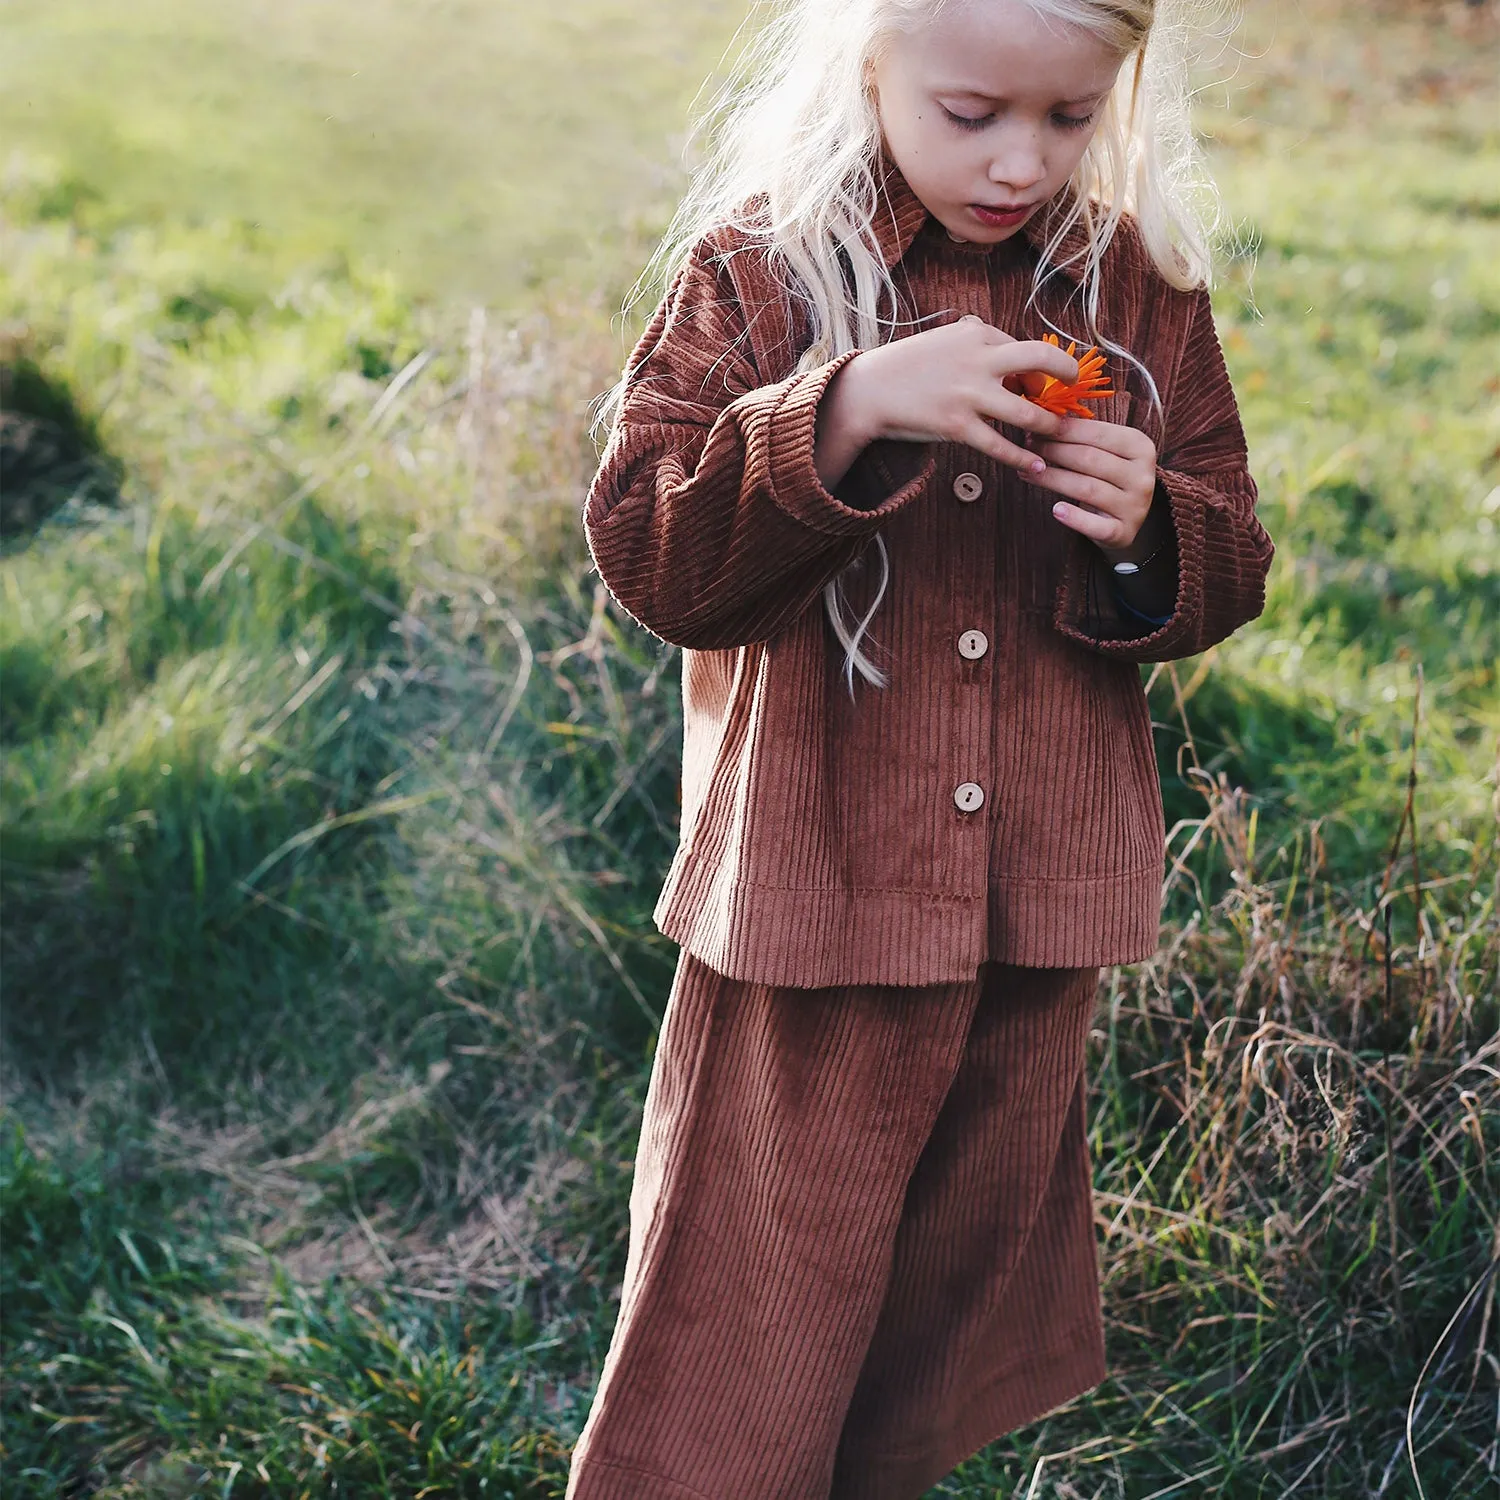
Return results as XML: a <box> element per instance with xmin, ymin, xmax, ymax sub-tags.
<box><xmin>891</xmin><ymin>0</ymin><xmax>1126</xmax><ymax>101</ymax></box>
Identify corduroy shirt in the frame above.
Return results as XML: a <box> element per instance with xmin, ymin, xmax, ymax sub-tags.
<box><xmin>584</xmin><ymin>165</ymin><xmax>1274</xmax><ymax>987</ymax></box>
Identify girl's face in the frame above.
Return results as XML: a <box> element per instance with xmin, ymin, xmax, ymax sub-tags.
<box><xmin>872</xmin><ymin>0</ymin><xmax>1127</xmax><ymax>244</ymax></box>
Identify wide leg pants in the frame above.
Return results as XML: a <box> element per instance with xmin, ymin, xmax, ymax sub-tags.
<box><xmin>565</xmin><ymin>952</ymin><xmax>1106</xmax><ymax>1500</ymax></box>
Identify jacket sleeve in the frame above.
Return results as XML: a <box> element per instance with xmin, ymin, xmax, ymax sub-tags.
<box><xmin>583</xmin><ymin>237</ymin><xmax>934</xmax><ymax>651</ymax></box>
<box><xmin>1052</xmin><ymin>284</ymin><xmax>1274</xmax><ymax>663</ymax></box>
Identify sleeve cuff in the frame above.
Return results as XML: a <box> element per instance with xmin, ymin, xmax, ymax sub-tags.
<box><xmin>834</xmin><ymin>438</ymin><xmax>931</xmax><ymax>512</ymax></box>
<box><xmin>762</xmin><ymin>353</ymin><xmax>936</xmax><ymax>536</ymax></box>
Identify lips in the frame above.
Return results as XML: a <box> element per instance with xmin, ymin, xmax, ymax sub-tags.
<box><xmin>969</xmin><ymin>201</ymin><xmax>1034</xmax><ymax>227</ymax></box>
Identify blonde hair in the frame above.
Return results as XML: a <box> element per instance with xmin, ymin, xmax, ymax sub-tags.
<box><xmin>611</xmin><ymin>0</ymin><xmax>1233</xmax><ymax>692</ymax></box>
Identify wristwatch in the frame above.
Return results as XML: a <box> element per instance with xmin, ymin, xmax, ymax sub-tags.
<box><xmin>1110</xmin><ymin>542</ymin><xmax>1164</xmax><ymax>576</ymax></box>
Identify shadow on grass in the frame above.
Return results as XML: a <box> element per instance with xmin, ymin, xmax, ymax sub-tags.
<box><xmin>0</xmin><ymin>492</ymin><xmax>421</xmax><ymax>1099</ymax></box>
<box><xmin>0</xmin><ymin>349</ymin><xmax>121</xmax><ymax>544</ymax></box>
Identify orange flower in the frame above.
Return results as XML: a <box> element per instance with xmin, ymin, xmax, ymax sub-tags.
<box><xmin>1003</xmin><ymin>333</ymin><xmax>1114</xmax><ymax>418</ymax></box>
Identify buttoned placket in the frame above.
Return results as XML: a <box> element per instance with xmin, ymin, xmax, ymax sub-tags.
<box><xmin>933</xmin><ymin>238</ymin><xmax>1001</xmax><ymax>901</ymax></box>
<box><xmin>949</xmin><ymin>464</ymin><xmax>994</xmax><ymax>831</ymax></box>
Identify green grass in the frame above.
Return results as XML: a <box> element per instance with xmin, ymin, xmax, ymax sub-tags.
<box><xmin>1148</xmin><ymin>3</ymin><xmax>1500</xmax><ymax>882</ymax></box>
<box><xmin>2</xmin><ymin>1</ymin><xmax>1498</xmax><ymax>1495</ymax></box>
<box><xmin>0</xmin><ymin>0</ymin><xmax>745</xmax><ymax>304</ymax></box>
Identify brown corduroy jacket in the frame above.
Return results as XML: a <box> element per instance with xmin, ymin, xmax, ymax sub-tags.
<box><xmin>584</xmin><ymin>166</ymin><xmax>1273</xmax><ymax>987</ymax></box>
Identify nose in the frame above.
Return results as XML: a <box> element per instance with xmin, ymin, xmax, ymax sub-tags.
<box><xmin>987</xmin><ymin>125</ymin><xmax>1046</xmax><ymax>193</ymax></box>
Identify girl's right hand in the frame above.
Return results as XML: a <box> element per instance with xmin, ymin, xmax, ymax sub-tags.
<box><xmin>814</xmin><ymin>315</ymin><xmax>1080</xmax><ymax>491</ymax></box>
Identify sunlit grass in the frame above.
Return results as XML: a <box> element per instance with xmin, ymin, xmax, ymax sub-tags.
<box><xmin>0</xmin><ymin>0</ymin><xmax>744</xmax><ymax>304</ymax></box>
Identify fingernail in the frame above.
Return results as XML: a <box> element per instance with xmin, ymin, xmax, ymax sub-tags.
<box><xmin>1031</xmin><ymin>458</ymin><xmax>1045</xmax><ymax>473</ymax></box>
<box><xmin>1052</xmin><ymin>502</ymin><xmax>1066</xmax><ymax>517</ymax></box>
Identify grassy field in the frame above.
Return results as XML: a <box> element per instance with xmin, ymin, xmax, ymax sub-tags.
<box><xmin>0</xmin><ymin>0</ymin><xmax>744</xmax><ymax>303</ymax></box>
<box><xmin>2</xmin><ymin>0</ymin><xmax>1498</xmax><ymax>1496</ymax></box>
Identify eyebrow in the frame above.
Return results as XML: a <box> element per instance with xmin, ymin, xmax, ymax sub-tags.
<box><xmin>940</xmin><ymin>86</ymin><xmax>1108</xmax><ymax>107</ymax></box>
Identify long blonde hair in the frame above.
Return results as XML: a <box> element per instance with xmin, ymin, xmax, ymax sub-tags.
<box><xmin>611</xmin><ymin>0</ymin><xmax>1232</xmax><ymax>692</ymax></box>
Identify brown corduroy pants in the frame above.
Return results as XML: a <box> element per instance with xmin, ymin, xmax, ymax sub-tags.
<box><xmin>565</xmin><ymin>952</ymin><xmax>1106</xmax><ymax>1500</ymax></box>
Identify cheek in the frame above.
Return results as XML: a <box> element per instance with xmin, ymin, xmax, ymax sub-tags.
<box><xmin>896</xmin><ymin>109</ymin><xmax>950</xmax><ymax>168</ymax></box>
<box><xmin>1062</xmin><ymin>130</ymin><xmax>1101</xmax><ymax>177</ymax></box>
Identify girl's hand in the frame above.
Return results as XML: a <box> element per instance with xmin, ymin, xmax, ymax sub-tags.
<box><xmin>1023</xmin><ymin>416</ymin><xmax>1160</xmax><ymax>558</ymax></box>
<box><xmin>814</xmin><ymin>315</ymin><xmax>1081</xmax><ymax>490</ymax></box>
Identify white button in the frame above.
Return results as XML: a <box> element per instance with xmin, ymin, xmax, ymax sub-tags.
<box><xmin>954</xmin><ymin>781</ymin><xmax>985</xmax><ymax>813</ymax></box>
<box><xmin>953</xmin><ymin>472</ymin><xmax>983</xmax><ymax>503</ymax></box>
<box><xmin>957</xmin><ymin>629</ymin><xmax>988</xmax><ymax>660</ymax></box>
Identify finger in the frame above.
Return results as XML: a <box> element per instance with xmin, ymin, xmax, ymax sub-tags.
<box><xmin>972</xmin><ymin>385</ymin><xmax>1065</xmax><ymax>438</ymax></box>
<box><xmin>1026</xmin><ymin>468</ymin><xmax>1140</xmax><ymax>546</ymax></box>
<box><xmin>1048</xmin><ymin>498</ymin><xmax>1135</xmax><ymax>547</ymax></box>
<box><xmin>1051</xmin><ymin>415</ymin><xmax>1154</xmax><ymax>460</ymax></box>
<box><xmin>961</xmin><ymin>417</ymin><xmax>1047</xmax><ymax>476</ymax></box>
<box><xmin>1021</xmin><ymin>463</ymin><xmax>1120</xmax><ymax>509</ymax></box>
<box><xmin>1032</xmin><ymin>439</ymin><xmax>1138</xmax><ymax>490</ymax></box>
<box><xmin>992</xmin><ymin>340</ymin><xmax>1081</xmax><ymax>384</ymax></box>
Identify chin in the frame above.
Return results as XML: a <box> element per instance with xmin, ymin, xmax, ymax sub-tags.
<box><xmin>951</xmin><ymin>216</ymin><xmax>1021</xmax><ymax>244</ymax></box>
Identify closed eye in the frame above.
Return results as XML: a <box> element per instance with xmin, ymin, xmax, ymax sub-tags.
<box><xmin>942</xmin><ymin>106</ymin><xmax>992</xmax><ymax>131</ymax></box>
<box><xmin>941</xmin><ymin>105</ymin><xmax>1098</xmax><ymax>133</ymax></box>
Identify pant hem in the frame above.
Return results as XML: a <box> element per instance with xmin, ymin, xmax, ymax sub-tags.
<box><xmin>567</xmin><ymin>1454</ymin><xmax>717</xmax><ymax>1500</ymax></box>
<box><xmin>832</xmin><ymin>1321</ymin><xmax>1107</xmax><ymax>1499</ymax></box>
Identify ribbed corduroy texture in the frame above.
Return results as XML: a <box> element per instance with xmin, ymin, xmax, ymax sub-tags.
<box><xmin>584</xmin><ymin>164</ymin><xmax>1274</xmax><ymax>986</ymax></box>
<box><xmin>565</xmin><ymin>953</ymin><xmax>1104</xmax><ymax>1500</ymax></box>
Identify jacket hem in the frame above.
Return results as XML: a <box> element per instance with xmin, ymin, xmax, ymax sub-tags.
<box><xmin>653</xmin><ymin>848</ymin><xmax>1162</xmax><ymax>987</ymax></box>
<box><xmin>987</xmin><ymin>859</ymin><xmax>1161</xmax><ymax>968</ymax></box>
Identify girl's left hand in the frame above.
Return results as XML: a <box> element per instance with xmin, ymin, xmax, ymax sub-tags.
<box><xmin>1022</xmin><ymin>417</ymin><xmax>1159</xmax><ymax>559</ymax></box>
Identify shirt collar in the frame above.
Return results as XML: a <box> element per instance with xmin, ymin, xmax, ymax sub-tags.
<box><xmin>869</xmin><ymin>153</ymin><xmax>1094</xmax><ymax>281</ymax></box>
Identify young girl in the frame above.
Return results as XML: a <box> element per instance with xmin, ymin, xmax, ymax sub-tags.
<box><xmin>570</xmin><ymin>0</ymin><xmax>1272</xmax><ymax>1494</ymax></box>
